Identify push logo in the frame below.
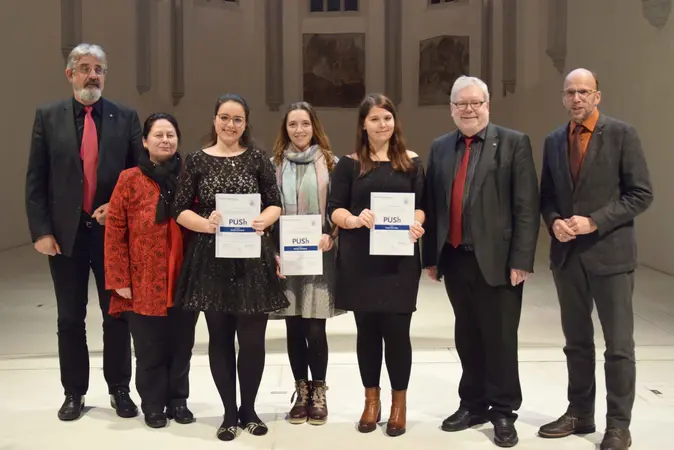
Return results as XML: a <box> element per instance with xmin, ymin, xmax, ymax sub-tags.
<box><xmin>383</xmin><ymin>216</ymin><xmax>402</xmax><ymax>224</ymax></box>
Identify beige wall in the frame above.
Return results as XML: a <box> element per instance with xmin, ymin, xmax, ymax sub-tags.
<box><xmin>1</xmin><ymin>0</ymin><xmax>672</xmax><ymax>274</ymax></box>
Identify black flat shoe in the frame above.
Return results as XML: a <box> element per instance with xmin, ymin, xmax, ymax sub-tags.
<box><xmin>145</xmin><ymin>412</ymin><xmax>167</xmax><ymax>428</ymax></box>
<box><xmin>217</xmin><ymin>417</ymin><xmax>238</xmax><ymax>441</ymax></box>
<box><xmin>167</xmin><ymin>404</ymin><xmax>195</xmax><ymax>424</ymax></box>
<box><xmin>58</xmin><ymin>393</ymin><xmax>85</xmax><ymax>421</ymax></box>
<box><xmin>239</xmin><ymin>409</ymin><xmax>268</xmax><ymax>436</ymax></box>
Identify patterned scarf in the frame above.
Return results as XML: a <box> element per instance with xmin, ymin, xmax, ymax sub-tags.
<box><xmin>276</xmin><ymin>144</ymin><xmax>330</xmax><ymax>224</ymax></box>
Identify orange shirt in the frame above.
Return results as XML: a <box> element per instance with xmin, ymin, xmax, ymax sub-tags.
<box><xmin>569</xmin><ymin>108</ymin><xmax>599</xmax><ymax>156</ymax></box>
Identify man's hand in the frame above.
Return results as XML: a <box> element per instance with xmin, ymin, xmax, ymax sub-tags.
<box><xmin>566</xmin><ymin>216</ymin><xmax>597</xmax><ymax>235</ymax></box>
<box><xmin>425</xmin><ymin>266</ymin><xmax>441</xmax><ymax>282</ymax></box>
<box><xmin>510</xmin><ymin>269</ymin><xmax>530</xmax><ymax>286</ymax></box>
<box><xmin>34</xmin><ymin>235</ymin><xmax>61</xmax><ymax>256</ymax></box>
<box><xmin>552</xmin><ymin>218</ymin><xmax>576</xmax><ymax>242</ymax></box>
<box><xmin>92</xmin><ymin>203</ymin><xmax>109</xmax><ymax>225</ymax></box>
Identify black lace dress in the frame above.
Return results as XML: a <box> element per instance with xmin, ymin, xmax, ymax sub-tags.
<box><xmin>172</xmin><ymin>148</ymin><xmax>289</xmax><ymax>314</ymax></box>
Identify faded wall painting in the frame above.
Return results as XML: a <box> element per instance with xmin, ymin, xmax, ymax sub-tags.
<box><xmin>418</xmin><ymin>35</ymin><xmax>470</xmax><ymax>106</ymax></box>
<box><xmin>303</xmin><ymin>33</ymin><xmax>366</xmax><ymax>108</ymax></box>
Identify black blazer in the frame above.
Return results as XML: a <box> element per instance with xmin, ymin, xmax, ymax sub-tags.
<box><xmin>25</xmin><ymin>97</ymin><xmax>143</xmax><ymax>257</ymax></box>
<box><xmin>540</xmin><ymin>113</ymin><xmax>653</xmax><ymax>275</ymax></box>
<box><xmin>422</xmin><ymin>123</ymin><xmax>540</xmax><ymax>286</ymax></box>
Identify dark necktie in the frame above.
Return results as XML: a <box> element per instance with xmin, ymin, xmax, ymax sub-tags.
<box><xmin>449</xmin><ymin>137</ymin><xmax>472</xmax><ymax>247</ymax></box>
<box><xmin>80</xmin><ymin>106</ymin><xmax>98</xmax><ymax>214</ymax></box>
<box><xmin>569</xmin><ymin>124</ymin><xmax>584</xmax><ymax>185</ymax></box>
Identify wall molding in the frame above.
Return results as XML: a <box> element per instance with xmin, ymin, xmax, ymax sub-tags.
<box><xmin>384</xmin><ymin>0</ymin><xmax>402</xmax><ymax>105</ymax></box>
<box><xmin>545</xmin><ymin>0</ymin><xmax>567</xmax><ymax>75</ymax></box>
<box><xmin>60</xmin><ymin>0</ymin><xmax>83</xmax><ymax>62</ymax></box>
<box><xmin>170</xmin><ymin>0</ymin><xmax>185</xmax><ymax>106</ymax></box>
<box><xmin>265</xmin><ymin>0</ymin><xmax>284</xmax><ymax>111</ymax></box>
<box><xmin>480</xmin><ymin>0</ymin><xmax>493</xmax><ymax>92</ymax></box>
<box><xmin>136</xmin><ymin>0</ymin><xmax>152</xmax><ymax>94</ymax></box>
<box><xmin>502</xmin><ymin>0</ymin><xmax>517</xmax><ymax>95</ymax></box>
<box><xmin>642</xmin><ymin>0</ymin><xmax>672</xmax><ymax>29</ymax></box>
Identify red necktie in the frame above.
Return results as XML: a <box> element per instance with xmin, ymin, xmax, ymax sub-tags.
<box><xmin>449</xmin><ymin>137</ymin><xmax>472</xmax><ymax>247</ymax></box>
<box><xmin>80</xmin><ymin>106</ymin><xmax>98</xmax><ymax>215</ymax></box>
<box><xmin>569</xmin><ymin>124</ymin><xmax>584</xmax><ymax>185</ymax></box>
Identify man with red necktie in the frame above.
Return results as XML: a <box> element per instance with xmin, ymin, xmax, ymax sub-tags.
<box><xmin>422</xmin><ymin>76</ymin><xmax>539</xmax><ymax>448</ymax></box>
<box><xmin>25</xmin><ymin>43</ymin><xmax>143</xmax><ymax>421</ymax></box>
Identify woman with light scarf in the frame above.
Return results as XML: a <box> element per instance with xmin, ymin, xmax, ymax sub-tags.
<box><xmin>271</xmin><ymin>102</ymin><xmax>343</xmax><ymax>426</ymax></box>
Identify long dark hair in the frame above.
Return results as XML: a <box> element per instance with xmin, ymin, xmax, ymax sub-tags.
<box><xmin>205</xmin><ymin>93</ymin><xmax>254</xmax><ymax>148</ymax></box>
<box><xmin>272</xmin><ymin>101</ymin><xmax>335</xmax><ymax>172</ymax></box>
<box><xmin>354</xmin><ymin>93</ymin><xmax>412</xmax><ymax>176</ymax></box>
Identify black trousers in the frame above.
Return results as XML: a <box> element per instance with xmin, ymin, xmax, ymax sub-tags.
<box><xmin>127</xmin><ymin>308</ymin><xmax>198</xmax><ymax>414</ymax></box>
<box><xmin>48</xmin><ymin>217</ymin><xmax>132</xmax><ymax>395</ymax></box>
<box><xmin>440</xmin><ymin>245</ymin><xmax>523</xmax><ymax>421</ymax></box>
<box><xmin>354</xmin><ymin>312</ymin><xmax>413</xmax><ymax>391</ymax></box>
<box><xmin>552</xmin><ymin>252</ymin><xmax>635</xmax><ymax>429</ymax></box>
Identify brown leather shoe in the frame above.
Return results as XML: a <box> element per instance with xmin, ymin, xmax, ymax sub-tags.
<box><xmin>288</xmin><ymin>379</ymin><xmax>310</xmax><ymax>424</ymax></box>
<box><xmin>600</xmin><ymin>428</ymin><xmax>631</xmax><ymax>450</ymax></box>
<box><xmin>308</xmin><ymin>381</ymin><xmax>328</xmax><ymax>425</ymax></box>
<box><xmin>538</xmin><ymin>413</ymin><xmax>596</xmax><ymax>438</ymax></box>
<box><xmin>358</xmin><ymin>387</ymin><xmax>381</xmax><ymax>433</ymax></box>
<box><xmin>386</xmin><ymin>389</ymin><xmax>406</xmax><ymax>437</ymax></box>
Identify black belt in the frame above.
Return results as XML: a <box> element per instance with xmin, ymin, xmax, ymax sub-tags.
<box><xmin>455</xmin><ymin>243</ymin><xmax>474</xmax><ymax>252</ymax></box>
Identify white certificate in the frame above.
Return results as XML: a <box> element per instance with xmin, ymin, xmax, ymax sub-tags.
<box><xmin>369</xmin><ymin>192</ymin><xmax>415</xmax><ymax>256</ymax></box>
<box><xmin>280</xmin><ymin>215</ymin><xmax>323</xmax><ymax>276</ymax></box>
<box><xmin>215</xmin><ymin>193</ymin><xmax>261</xmax><ymax>258</ymax></box>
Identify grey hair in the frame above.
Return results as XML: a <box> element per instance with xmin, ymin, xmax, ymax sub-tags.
<box><xmin>450</xmin><ymin>76</ymin><xmax>490</xmax><ymax>103</ymax></box>
<box><xmin>66</xmin><ymin>43</ymin><xmax>107</xmax><ymax>71</ymax></box>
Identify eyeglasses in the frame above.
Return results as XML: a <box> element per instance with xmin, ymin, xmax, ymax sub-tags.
<box><xmin>562</xmin><ymin>89</ymin><xmax>597</xmax><ymax>99</ymax></box>
<box><xmin>75</xmin><ymin>65</ymin><xmax>107</xmax><ymax>76</ymax></box>
<box><xmin>216</xmin><ymin>114</ymin><xmax>245</xmax><ymax>127</ymax></box>
<box><xmin>452</xmin><ymin>101</ymin><xmax>486</xmax><ymax>111</ymax></box>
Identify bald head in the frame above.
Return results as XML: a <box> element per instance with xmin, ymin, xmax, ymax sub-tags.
<box><xmin>564</xmin><ymin>68</ymin><xmax>599</xmax><ymax>90</ymax></box>
<box><xmin>562</xmin><ymin>68</ymin><xmax>601</xmax><ymax>123</ymax></box>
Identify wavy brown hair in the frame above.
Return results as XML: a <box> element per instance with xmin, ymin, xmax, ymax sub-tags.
<box><xmin>354</xmin><ymin>93</ymin><xmax>413</xmax><ymax>176</ymax></box>
<box><xmin>272</xmin><ymin>102</ymin><xmax>335</xmax><ymax>172</ymax></box>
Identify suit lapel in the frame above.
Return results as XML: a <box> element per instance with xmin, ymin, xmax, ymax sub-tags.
<box><xmin>60</xmin><ymin>101</ymin><xmax>83</xmax><ymax>176</ymax></box>
<box><xmin>470</xmin><ymin>123</ymin><xmax>498</xmax><ymax>206</ymax></box>
<box><xmin>97</xmin><ymin>98</ymin><xmax>119</xmax><ymax>174</ymax></box>
<box><xmin>574</xmin><ymin>115</ymin><xmax>605</xmax><ymax>193</ymax></box>
<box><xmin>441</xmin><ymin>131</ymin><xmax>458</xmax><ymax>211</ymax></box>
<box><xmin>557</xmin><ymin>127</ymin><xmax>574</xmax><ymax>195</ymax></box>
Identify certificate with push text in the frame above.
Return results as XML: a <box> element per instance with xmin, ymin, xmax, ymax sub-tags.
<box><xmin>369</xmin><ymin>192</ymin><xmax>415</xmax><ymax>256</ymax></box>
<box><xmin>280</xmin><ymin>215</ymin><xmax>323</xmax><ymax>276</ymax></box>
<box><xmin>215</xmin><ymin>193</ymin><xmax>261</xmax><ymax>258</ymax></box>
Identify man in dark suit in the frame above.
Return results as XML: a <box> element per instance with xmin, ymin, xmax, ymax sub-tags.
<box><xmin>537</xmin><ymin>68</ymin><xmax>653</xmax><ymax>450</ymax></box>
<box><xmin>422</xmin><ymin>76</ymin><xmax>540</xmax><ymax>448</ymax></box>
<box><xmin>25</xmin><ymin>43</ymin><xmax>142</xmax><ymax>421</ymax></box>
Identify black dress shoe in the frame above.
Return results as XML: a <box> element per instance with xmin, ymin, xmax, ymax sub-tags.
<box><xmin>538</xmin><ymin>413</ymin><xmax>596</xmax><ymax>438</ymax></box>
<box><xmin>144</xmin><ymin>412</ymin><xmax>168</xmax><ymax>428</ymax></box>
<box><xmin>58</xmin><ymin>393</ymin><xmax>84</xmax><ymax>421</ymax></box>
<box><xmin>441</xmin><ymin>408</ymin><xmax>488</xmax><ymax>432</ymax></box>
<box><xmin>600</xmin><ymin>428</ymin><xmax>631</xmax><ymax>450</ymax></box>
<box><xmin>110</xmin><ymin>388</ymin><xmax>138</xmax><ymax>418</ymax></box>
<box><xmin>167</xmin><ymin>404</ymin><xmax>195</xmax><ymax>424</ymax></box>
<box><xmin>493</xmin><ymin>418</ymin><xmax>519</xmax><ymax>448</ymax></box>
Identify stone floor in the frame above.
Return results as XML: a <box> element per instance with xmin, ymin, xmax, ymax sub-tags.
<box><xmin>0</xmin><ymin>238</ymin><xmax>672</xmax><ymax>449</ymax></box>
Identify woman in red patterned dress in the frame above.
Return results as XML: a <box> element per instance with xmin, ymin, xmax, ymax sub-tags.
<box><xmin>104</xmin><ymin>113</ymin><xmax>198</xmax><ymax>429</ymax></box>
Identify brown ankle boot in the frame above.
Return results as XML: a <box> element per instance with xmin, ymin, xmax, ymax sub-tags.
<box><xmin>358</xmin><ymin>387</ymin><xmax>381</xmax><ymax>433</ymax></box>
<box><xmin>386</xmin><ymin>389</ymin><xmax>407</xmax><ymax>437</ymax></box>
<box><xmin>308</xmin><ymin>381</ymin><xmax>328</xmax><ymax>425</ymax></box>
<box><xmin>288</xmin><ymin>379</ymin><xmax>309</xmax><ymax>424</ymax></box>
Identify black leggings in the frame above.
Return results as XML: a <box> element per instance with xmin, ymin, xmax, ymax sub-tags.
<box><xmin>204</xmin><ymin>312</ymin><xmax>268</xmax><ymax>425</ymax></box>
<box><xmin>285</xmin><ymin>317</ymin><xmax>328</xmax><ymax>381</ymax></box>
<box><xmin>354</xmin><ymin>312</ymin><xmax>413</xmax><ymax>391</ymax></box>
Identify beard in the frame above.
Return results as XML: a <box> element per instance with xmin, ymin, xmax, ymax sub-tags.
<box><xmin>76</xmin><ymin>85</ymin><xmax>102</xmax><ymax>103</ymax></box>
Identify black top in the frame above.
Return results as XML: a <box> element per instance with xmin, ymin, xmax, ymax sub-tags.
<box><xmin>327</xmin><ymin>156</ymin><xmax>424</xmax><ymax>313</ymax></box>
<box><xmin>172</xmin><ymin>148</ymin><xmax>289</xmax><ymax>314</ymax></box>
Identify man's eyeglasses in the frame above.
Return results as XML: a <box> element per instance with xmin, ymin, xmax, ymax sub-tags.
<box><xmin>452</xmin><ymin>101</ymin><xmax>486</xmax><ymax>111</ymax></box>
<box><xmin>75</xmin><ymin>65</ymin><xmax>107</xmax><ymax>76</ymax></box>
<box><xmin>562</xmin><ymin>89</ymin><xmax>597</xmax><ymax>99</ymax></box>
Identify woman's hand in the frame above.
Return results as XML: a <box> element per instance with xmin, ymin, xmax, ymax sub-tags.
<box><xmin>205</xmin><ymin>211</ymin><xmax>222</xmax><ymax>234</ymax></box>
<box><xmin>318</xmin><ymin>234</ymin><xmax>334</xmax><ymax>251</ymax></box>
<box><xmin>252</xmin><ymin>216</ymin><xmax>267</xmax><ymax>236</ymax></box>
<box><xmin>349</xmin><ymin>208</ymin><xmax>374</xmax><ymax>229</ymax></box>
<box><xmin>116</xmin><ymin>287</ymin><xmax>132</xmax><ymax>299</ymax></box>
<box><xmin>409</xmin><ymin>220</ymin><xmax>425</xmax><ymax>243</ymax></box>
<box><xmin>275</xmin><ymin>255</ymin><xmax>286</xmax><ymax>279</ymax></box>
